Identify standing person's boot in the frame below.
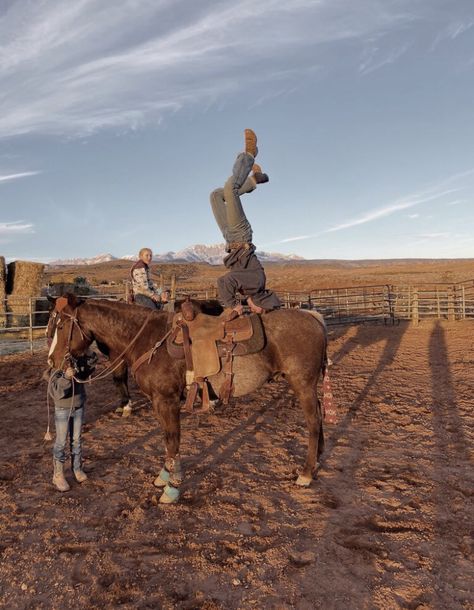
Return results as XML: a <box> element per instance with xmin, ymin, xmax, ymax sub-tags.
<box><xmin>72</xmin><ymin>455</ymin><xmax>88</xmax><ymax>483</ymax></box>
<box><xmin>52</xmin><ymin>460</ymin><xmax>70</xmax><ymax>492</ymax></box>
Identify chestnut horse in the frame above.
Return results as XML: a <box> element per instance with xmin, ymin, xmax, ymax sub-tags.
<box><xmin>47</xmin><ymin>296</ymin><xmax>328</xmax><ymax>503</ymax></box>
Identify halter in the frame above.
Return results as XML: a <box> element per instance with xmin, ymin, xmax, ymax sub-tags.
<box><xmin>47</xmin><ymin>304</ymin><xmax>93</xmax><ymax>372</ymax></box>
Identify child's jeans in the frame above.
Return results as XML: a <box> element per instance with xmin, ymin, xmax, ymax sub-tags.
<box><xmin>53</xmin><ymin>406</ymin><xmax>84</xmax><ymax>470</ymax></box>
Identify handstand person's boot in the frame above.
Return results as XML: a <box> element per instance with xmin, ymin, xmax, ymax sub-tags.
<box><xmin>52</xmin><ymin>459</ymin><xmax>70</xmax><ymax>492</ymax></box>
<box><xmin>244</xmin><ymin>128</ymin><xmax>258</xmax><ymax>157</ymax></box>
<box><xmin>252</xmin><ymin>163</ymin><xmax>269</xmax><ymax>185</ymax></box>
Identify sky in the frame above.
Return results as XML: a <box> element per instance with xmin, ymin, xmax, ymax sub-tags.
<box><xmin>1</xmin><ymin>0</ymin><xmax>474</xmax><ymax>262</ymax></box>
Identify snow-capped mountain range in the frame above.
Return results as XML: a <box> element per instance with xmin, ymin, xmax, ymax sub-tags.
<box><xmin>49</xmin><ymin>244</ymin><xmax>304</xmax><ymax>266</ymax></box>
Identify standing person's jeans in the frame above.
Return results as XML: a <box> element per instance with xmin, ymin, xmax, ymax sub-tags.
<box><xmin>210</xmin><ymin>152</ymin><xmax>256</xmax><ymax>244</ymax></box>
<box><xmin>53</xmin><ymin>406</ymin><xmax>85</xmax><ymax>470</ymax></box>
<box><xmin>134</xmin><ymin>294</ymin><xmax>161</xmax><ymax>309</ymax></box>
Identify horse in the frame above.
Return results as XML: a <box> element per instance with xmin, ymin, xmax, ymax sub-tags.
<box><xmin>46</xmin><ymin>297</ymin><xmax>223</xmax><ymax>416</ymax></box>
<box><xmin>46</xmin><ymin>295</ymin><xmax>329</xmax><ymax>504</ymax></box>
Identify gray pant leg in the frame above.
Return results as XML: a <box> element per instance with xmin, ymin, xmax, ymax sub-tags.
<box><xmin>210</xmin><ymin>175</ymin><xmax>256</xmax><ymax>241</ymax></box>
<box><xmin>220</xmin><ymin>153</ymin><xmax>255</xmax><ymax>243</ymax></box>
<box><xmin>210</xmin><ymin>188</ymin><xmax>228</xmax><ymax>237</ymax></box>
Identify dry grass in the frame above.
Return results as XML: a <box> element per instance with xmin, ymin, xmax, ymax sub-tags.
<box><xmin>45</xmin><ymin>258</ymin><xmax>474</xmax><ymax>294</ymax></box>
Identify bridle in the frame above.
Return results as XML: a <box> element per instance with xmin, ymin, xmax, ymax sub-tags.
<box><xmin>47</xmin><ymin>305</ymin><xmax>93</xmax><ymax>372</ymax></box>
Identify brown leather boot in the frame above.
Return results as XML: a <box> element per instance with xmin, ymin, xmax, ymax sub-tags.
<box><xmin>252</xmin><ymin>163</ymin><xmax>269</xmax><ymax>184</ymax></box>
<box><xmin>244</xmin><ymin>129</ymin><xmax>258</xmax><ymax>157</ymax></box>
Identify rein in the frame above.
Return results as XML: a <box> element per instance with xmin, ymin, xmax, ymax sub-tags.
<box><xmin>73</xmin><ymin>310</ymin><xmax>156</xmax><ymax>384</ymax></box>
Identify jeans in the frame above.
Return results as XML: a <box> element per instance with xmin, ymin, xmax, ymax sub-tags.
<box><xmin>210</xmin><ymin>152</ymin><xmax>256</xmax><ymax>244</ymax></box>
<box><xmin>53</xmin><ymin>406</ymin><xmax>85</xmax><ymax>470</ymax></box>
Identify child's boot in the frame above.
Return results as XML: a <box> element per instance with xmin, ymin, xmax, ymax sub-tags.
<box><xmin>52</xmin><ymin>459</ymin><xmax>70</xmax><ymax>492</ymax></box>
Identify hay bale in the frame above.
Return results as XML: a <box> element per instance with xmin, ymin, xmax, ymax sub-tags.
<box><xmin>6</xmin><ymin>261</ymin><xmax>45</xmax><ymax>327</ymax></box>
<box><xmin>0</xmin><ymin>257</ymin><xmax>6</xmax><ymax>328</ymax></box>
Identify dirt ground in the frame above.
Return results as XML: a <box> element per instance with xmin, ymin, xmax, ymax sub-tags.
<box><xmin>0</xmin><ymin>320</ymin><xmax>473</xmax><ymax>609</ymax></box>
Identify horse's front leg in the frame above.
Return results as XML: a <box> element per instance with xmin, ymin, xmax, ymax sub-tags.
<box><xmin>152</xmin><ymin>396</ymin><xmax>182</xmax><ymax>504</ymax></box>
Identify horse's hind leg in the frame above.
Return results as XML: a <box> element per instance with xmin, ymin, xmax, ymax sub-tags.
<box><xmin>112</xmin><ymin>362</ymin><xmax>132</xmax><ymax>416</ymax></box>
<box><xmin>152</xmin><ymin>396</ymin><xmax>183</xmax><ymax>504</ymax></box>
<box><xmin>287</xmin><ymin>376</ymin><xmax>323</xmax><ymax>487</ymax></box>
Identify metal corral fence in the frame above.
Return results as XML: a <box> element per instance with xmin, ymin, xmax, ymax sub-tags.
<box><xmin>281</xmin><ymin>280</ymin><xmax>474</xmax><ymax>324</ymax></box>
<box><xmin>1</xmin><ymin>279</ymin><xmax>473</xmax><ymax>354</ymax></box>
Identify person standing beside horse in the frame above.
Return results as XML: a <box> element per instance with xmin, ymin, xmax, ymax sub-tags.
<box><xmin>130</xmin><ymin>247</ymin><xmax>168</xmax><ymax>309</ymax></box>
<box><xmin>210</xmin><ymin>129</ymin><xmax>281</xmax><ymax>317</ymax></box>
<box><xmin>49</xmin><ymin>351</ymin><xmax>97</xmax><ymax>492</ymax></box>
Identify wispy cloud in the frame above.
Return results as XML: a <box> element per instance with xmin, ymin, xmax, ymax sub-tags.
<box><xmin>324</xmin><ymin>189</ymin><xmax>458</xmax><ymax>233</ymax></box>
<box><xmin>417</xmin><ymin>232</ymin><xmax>450</xmax><ymax>239</ymax></box>
<box><xmin>0</xmin><ymin>171</ymin><xmax>41</xmax><ymax>183</ymax></box>
<box><xmin>359</xmin><ymin>43</ymin><xmax>410</xmax><ymax>75</ymax></box>
<box><xmin>407</xmin><ymin>213</ymin><xmax>419</xmax><ymax>218</ymax></box>
<box><xmin>0</xmin><ymin>0</ymin><xmax>420</xmax><ymax>138</ymax></box>
<box><xmin>0</xmin><ymin>221</ymin><xmax>34</xmax><ymax>235</ymax></box>
<box><xmin>270</xmin><ymin>168</ymin><xmax>474</xmax><ymax>245</ymax></box>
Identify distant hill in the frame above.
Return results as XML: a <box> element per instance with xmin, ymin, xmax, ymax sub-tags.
<box><xmin>49</xmin><ymin>244</ymin><xmax>304</xmax><ymax>266</ymax></box>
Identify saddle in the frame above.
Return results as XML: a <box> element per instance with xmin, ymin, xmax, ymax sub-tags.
<box><xmin>166</xmin><ymin>303</ymin><xmax>265</xmax><ymax>412</ymax></box>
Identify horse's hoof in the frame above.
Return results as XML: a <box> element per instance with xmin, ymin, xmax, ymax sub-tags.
<box><xmin>122</xmin><ymin>404</ymin><xmax>132</xmax><ymax>418</ymax></box>
<box><xmin>159</xmin><ymin>484</ymin><xmax>180</xmax><ymax>504</ymax></box>
<box><xmin>153</xmin><ymin>468</ymin><xmax>170</xmax><ymax>488</ymax></box>
<box><xmin>295</xmin><ymin>474</ymin><xmax>312</xmax><ymax>487</ymax></box>
<box><xmin>115</xmin><ymin>406</ymin><xmax>124</xmax><ymax>414</ymax></box>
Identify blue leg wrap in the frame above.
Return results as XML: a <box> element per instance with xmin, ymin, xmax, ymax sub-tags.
<box><xmin>153</xmin><ymin>467</ymin><xmax>170</xmax><ymax>488</ymax></box>
<box><xmin>160</xmin><ymin>483</ymin><xmax>180</xmax><ymax>503</ymax></box>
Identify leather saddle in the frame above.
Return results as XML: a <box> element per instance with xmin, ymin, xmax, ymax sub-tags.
<box><xmin>166</xmin><ymin>304</ymin><xmax>265</xmax><ymax>410</ymax></box>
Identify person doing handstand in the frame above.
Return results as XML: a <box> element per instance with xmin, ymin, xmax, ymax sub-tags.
<box><xmin>210</xmin><ymin>129</ymin><xmax>281</xmax><ymax>317</ymax></box>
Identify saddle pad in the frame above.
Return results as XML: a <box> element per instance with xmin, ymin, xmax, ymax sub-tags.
<box><xmin>221</xmin><ymin>314</ymin><xmax>265</xmax><ymax>356</ymax></box>
<box><xmin>191</xmin><ymin>338</ymin><xmax>221</xmax><ymax>379</ymax></box>
<box><xmin>223</xmin><ymin>315</ymin><xmax>253</xmax><ymax>341</ymax></box>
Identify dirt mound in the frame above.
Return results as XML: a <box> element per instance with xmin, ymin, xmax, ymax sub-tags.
<box><xmin>0</xmin><ymin>321</ymin><xmax>473</xmax><ymax>608</ymax></box>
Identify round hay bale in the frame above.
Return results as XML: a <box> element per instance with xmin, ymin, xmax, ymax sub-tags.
<box><xmin>6</xmin><ymin>261</ymin><xmax>45</xmax><ymax>328</ymax></box>
<box><xmin>0</xmin><ymin>256</ymin><xmax>6</xmax><ymax>328</ymax></box>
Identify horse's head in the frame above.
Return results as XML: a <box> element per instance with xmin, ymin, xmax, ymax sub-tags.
<box><xmin>46</xmin><ymin>294</ymin><xmax>93</xmax><ymax>371</ymax></box>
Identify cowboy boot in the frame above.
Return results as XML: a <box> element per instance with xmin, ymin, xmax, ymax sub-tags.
<box><xmin>52</xmin><ymin>459</ymin><xmax>70</xmax><ymax>492</ymax></box>
<box><xmin>72</xmin><ymin>454</ymin><xmax>88</xmax><ymax>483</ymax></box>
<box><xmin>244</xmin><ymin>128</ymin><xmax>258</xmax><ymax>157</ymax></box>
<box><xmin>251</xmin><ymin>163</ymin><xmax>269</xmax><ymax>184</ymax></box>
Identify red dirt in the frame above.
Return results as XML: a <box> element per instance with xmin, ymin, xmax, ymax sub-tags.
<box><xmin>0</xmin><ymin>321</ymin><xmax>473</xmax><ymax>609</ymax></box>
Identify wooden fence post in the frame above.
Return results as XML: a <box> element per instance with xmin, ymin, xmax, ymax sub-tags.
<box><xmin>412</xmin><ymin>288</ymin><xmax>419</xmax><ymax>326</ymax></box>
<box><xmin>436</xmin><ymin>288</ymin><xmax>440</xmax><ymax>319</ymax></box>
<box><xmin>28</xmin><ymin>297</ymin><xmax>34</xmax><ymax>354</ymax></box>
<box><xmin>447</xmin><ymin>287</ymin><xmax>455</xmax><ymax>321</ymax></box>
<box><xmin>170</xmin><ymin>274</ymin><xmax>176</xmax><ymax>300</ymax></box>
<box><xmin>461</xmin><ymin>285</ymin><xmax>466</xmax><ymax>319</ymax></box>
